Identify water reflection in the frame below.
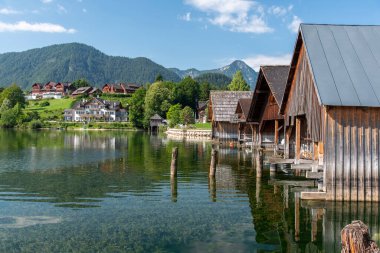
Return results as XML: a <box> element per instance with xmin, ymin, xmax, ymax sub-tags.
<box><xmin>0</xmin><ymin>216</ymin><xmax>62</xmax><ymax>228</ymax></box>
<box><xmin>0</xmin><ymin>130</ymin><xmax>379</xmax><ymax>252</ymax></box>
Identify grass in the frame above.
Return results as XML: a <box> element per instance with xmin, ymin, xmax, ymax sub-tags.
<box><xmin>25</xmin><ymin>98</ymin><xmax>75</xmax><ymax>120</ymax></box>
<box><xmin>191</xmin><ymin>122</ymin><xmax>212</xmax><ymax>130</ymax></box>
<box><xmin>100</xmin><ymin>94</ymin><xmax>131</xmax><ymax>108</ymax></box>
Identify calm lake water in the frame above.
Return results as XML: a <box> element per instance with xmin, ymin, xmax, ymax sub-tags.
<box><xmin>0</xmin><ymin>130</ymin><xmax>379</xmax><ymax>252</ymax></box>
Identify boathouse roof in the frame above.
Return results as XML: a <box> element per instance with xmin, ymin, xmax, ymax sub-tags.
<box><xmin>235</xmin><ymin>98</ymin><xmax>252</xmax><ymax>119</ymax></box>
<box><xmin>210</xmin><ymin>91</ymin><xmax>253</xmax><ymax>122</ymax></box>
<box><xmin>150</xmin><ymin>114</ymin><xmax>163</xmax><ymax>120</ymax></box>
<box><xmin>247</xmin><ymin>65</ymin><xmax>289</xmax><ymax>122</ymax></box>
<box><xmin>260</xmin><ymin>65</ymin><xmax>289</xmax><ymax>106</ymax></box>
<box><xmin>282</xmin><ymin>24</ymin><xmax>380</xmax><ymax>111</ymax></box>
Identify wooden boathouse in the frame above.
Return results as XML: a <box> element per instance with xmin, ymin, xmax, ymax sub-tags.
<box><xmin>246</xmin><ymin>65</ymin><xmax>290</xmax><ymax>150</ymax></box>
<box><xmin>209</xmin><ymin>91</ymin><xmax>253</xmax><ymax>141</ymax></box>
<box><xmin>235</xmin><ymin>98</ymin><xmax>254</xmax><ymax>145</ymax></box>
<box><xmin>280</xmin><ymin>24</ymin><xmax>380</xmax><ymax>201</ymax></box>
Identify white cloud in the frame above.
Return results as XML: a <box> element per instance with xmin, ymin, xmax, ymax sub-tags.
<box><xmin>82</xmin><ymin>8</ymin><xmax>87</xmax><ymax>13</ymax></box>
<box><xmin>288</xmin><ymin>15</ymin><xmax>302</xmax><ymax>33</ymax></box>
<box><xmin>41</xmin><ymin>0</ymin><xmax>53</xmax><ymax>3</ymax></box>
<box><xmin>184</xmin><ymin>0</ymin><xmax>273</xmax><ymax>34</ymax></box>
<box><xmin>0</xmin><ymin>8</ymin><xmax>21</xmax><ymax>15</ymax></box>
<box><xmin>57</xmin><ymin>4</ymin><xmax>67</xmax><ymax>14</ymax></box>
<box><xmin>268</xmin><ymin>5</ymin><xmax>289</xmax><ymax>16</ymax></box>
<box><xmin>180</xmin><ymin>12</ymin><xmax>191</xmax><ymax>21</ymax></box>
<box><xmin>243</xmin><ymin>54</ymin><xmax>292</xmax><ymax>71</ymax></box>
<box><xmin>0</xmin><ymin>21</ymin><xmax>76</xmax><ymax>33</ymax></box>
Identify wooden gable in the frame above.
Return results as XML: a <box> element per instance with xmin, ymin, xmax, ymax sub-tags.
<box><xmin>282</xmin><ymin>41</ymin><xmax>323</xmax><ymax>142</ymax></box>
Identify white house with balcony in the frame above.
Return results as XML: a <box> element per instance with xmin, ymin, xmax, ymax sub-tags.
<box><xmin>64</xmin><ymin>97</ymin><xmax>128</xmax><ymax>122</ymax></box>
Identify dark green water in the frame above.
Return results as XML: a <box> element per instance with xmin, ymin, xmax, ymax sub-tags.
<box><xmin>0</xmin><ymin>130</ymin><xmax>379</xmax><ymax>252</ymax></box>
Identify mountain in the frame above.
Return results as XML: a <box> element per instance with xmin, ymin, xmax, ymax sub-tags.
<box><xmin>169</xmin><ymin>60</ymin><xmax>258</xmax><ymax>89</ymax></box>
<box><xmin>0</xmin><ymin>43</ymin><xmax>181</xmax><ymax>89</ymax></box>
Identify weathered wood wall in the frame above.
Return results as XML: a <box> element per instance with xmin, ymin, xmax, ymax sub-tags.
<box><xmin>214</xmin><ymin>122</ymin><xmax>239</xmax><ymax>141</ymax></box>
<box><xmin>284</xmin><ymin>45</ymin><xmax>323</xmax><ymax>143</ymax></box>
<box><xmin>324</xmin><ymin>106</ymin><xmax>380</xmax><ymax>201</ymax></box>
<box><xmin>262</xmin><ymin>94</ymin><xmax>282</xmax><ymax>121</ymax></box>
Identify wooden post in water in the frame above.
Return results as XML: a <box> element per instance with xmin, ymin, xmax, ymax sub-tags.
<box><xmin>256</xmin><ymin>149</ymin><xmax>262</xmax><ymax>178</ymax></box>
<box><xmin>295</xmin><ymin>192</ymin><xmax>300</xmax><ymax>242</ymax></box>
<box><xmin>209</xmin><ymin>176</ymin><xmax>216</xmax><ymax>202</ymax></box>
<box><xmin>170</xmin><ymin>147</ymin><xmax>178</xmax><ymax>177</ymax></box>
<box><xmin>209</xmin><ymin>148</ymin><xmax>218</xmax><ymax>177</ymax></box>
<box><xmin>341</xmin><ymin>220</ymin><xmax>380</xmax><ymax>253</ymax></box>
<box><xmin>270</xmin><ymin>163</ymin><xmax>277</xmax><ymax>178</ymax></box>
<box><xmin>256</xmin><ymin>177</ymin><xmax>261</xmax><ymax>204</ymax></box>
<box><xmin>170</xmin><ymin>176</ymin><xmax>177</xmax><ymax>202</ymax></box>
<box><xmin>311</xmin><ymin>209</ymin><xmax>318</xmax><ymax>242</ymax></box>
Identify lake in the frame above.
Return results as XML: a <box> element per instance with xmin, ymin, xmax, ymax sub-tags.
<box><xmin>0</xmin><ymin>130</ymin><xmax>379</xmax><ymax>252</ymax></box>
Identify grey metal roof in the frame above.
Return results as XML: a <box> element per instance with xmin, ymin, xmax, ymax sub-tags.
<box><xmin>300</xmin><ymin>24</ymin><xmax>380</xmax><ymax>106</ymax></box>
<box><xmin>210</xmin><ymin>91</ymin><xmax>253</xmax><ymax>122</ymax></box>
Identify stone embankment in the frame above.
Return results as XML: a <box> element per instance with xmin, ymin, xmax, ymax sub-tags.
<box><xmin>166</xmin><ymin>128</ymin><xmax>212</xmax><ymax>140</ymax></box>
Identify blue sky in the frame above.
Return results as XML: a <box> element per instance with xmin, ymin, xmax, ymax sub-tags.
<box><xmin>0</xmin><ymin>0</ymin><xmax>379</xmax><ymax>71</ymax></box>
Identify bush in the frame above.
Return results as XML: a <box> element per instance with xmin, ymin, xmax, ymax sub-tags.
<box><xmin>40</xmin><ymin>101</ymin><xmax>50</xmax><ymax>107</ymax></box>
<box><xmin>24</xmin><ymin>111</ymin><xmax>40</xmax><ymax>122</ymax></box>
<box><xmin>29</xmin><ymin>120</ymin><xmax>43</xmax><ymax>129</ymax></box>
<box><xmin>181</xmin><ymin>106</ymin><xmax>195</xmax><ymax>125</ymax></box>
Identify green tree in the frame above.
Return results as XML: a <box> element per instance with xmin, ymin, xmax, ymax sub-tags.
<box><xmin>0</xmin><ymin>84</ymin><xmax>26</xmax><ymax>108</ymax></box>
<box><xmin>167</xmin><ymin>104</ymin><xmax>182</xmax><ymax>128</ymax></box>
<box><xmin>199</xmin><ymin>82</ymin><xmax>211</xmax><ymax>101</ymax></box>
<box><xmin>0</xmin><ymin>103</ymin><xmax>23</xmax><ymax>128</ymax></box>
<box><xmin>228</xmin><ymin>70</ymin><xmax>250</xmax><ymax>91</ymax></box>
<box><xmin>129</xmin><ymin>87</ymin><xmax>146</xmax><ymax>128</ymax></box>
<box><xmin>173</xmin><ymin>76</ymin><xmax>199</xmax><ymax>110</ymax></box>
<box><xmin>181</xmin><ymin>106</ymin><xmax>195</xmax><ymax>125</ymax></box>
<box><xmin>0</xmin><ymin>98</ymin><xmax>12</xmax><ymax>114</ymax></box>
<box><xmin>71</xmin><ymin>78</ymin><xmax>91</xmax><ymax>89</ymax></box>
<box><xmin>143</xmin><ymin>81</ymin><xmax>174</xmax><ymax>127</ymax></box>
<box><xmin>155</xmin><ymin>74</ymin><xmax>163</xmax><ymax>82</ymax></box>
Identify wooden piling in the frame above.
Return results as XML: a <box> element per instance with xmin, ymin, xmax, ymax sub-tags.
<box><xmin>311</xmin><ymin>209</ymin><xmax>318</xmax><ymax>242</ymax></box>
<box><xmin>209</xmin><ymin>176</ymin><xmax>216</xmax><ymax>202</ymax></box>
<box><xmin>209</xmin><ymin>148</ymin><xmax>218</xmax><ymax>176</ymax></box>
<box><xmin>341</xmin><ymin>220</ymin><xmax>379</xmax><ymax>253</ymax></box>
<box><xmin>256</xmin><ymin>150</ymin><xmax>262</xmax><ymax>178</ymax></box>
<box><xmin>170</xmin><ymin>177</ymin><xmax>177</xmax><ymax>202</ymax></box>
<box><xmin>256</xmin><ymin>177</ymin><xmax>261</xmax><ymax>204</ymax></box>
<box><xmin>170</xmin><ymin>147</ymin><xmax>178</xmax><ymax>177</ymax></box>
<box><xmin>295</xmin><ymin>192</ymin><xmax>300</xmax><ymax>242</ymax></box>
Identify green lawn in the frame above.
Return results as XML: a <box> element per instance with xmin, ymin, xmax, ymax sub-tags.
<box><xmin>25</xmin><ymin>98</ymin><xmax>75</xmax><ymax>120</ymax></box>
<box><xmin>191</xmin><ymin>122</ymin><xmax>211</xmax><ymax>130</ymax></box>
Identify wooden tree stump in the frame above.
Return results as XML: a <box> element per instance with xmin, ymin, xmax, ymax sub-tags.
<box><xmin>341</xmin><ymin>220</ymin><xmax>380</xmax><ymax>253</ymax></box>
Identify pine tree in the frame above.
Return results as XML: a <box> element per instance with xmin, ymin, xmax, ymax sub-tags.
<box><xmin>228</xmin><ymin>71</ymin><xmax>250</xmax><ymax>91</ymax></box>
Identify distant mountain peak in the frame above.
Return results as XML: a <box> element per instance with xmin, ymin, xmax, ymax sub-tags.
<box><xmin>171</xmin><ymin>60</ymin><xmax>257</xmax><ymax>90</ymax></box>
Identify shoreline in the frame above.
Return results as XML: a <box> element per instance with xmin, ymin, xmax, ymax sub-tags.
<box><xmin>165</xmin><ymin>128</ymin><xmax>212</xmax><ymax>140</ymax></box>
